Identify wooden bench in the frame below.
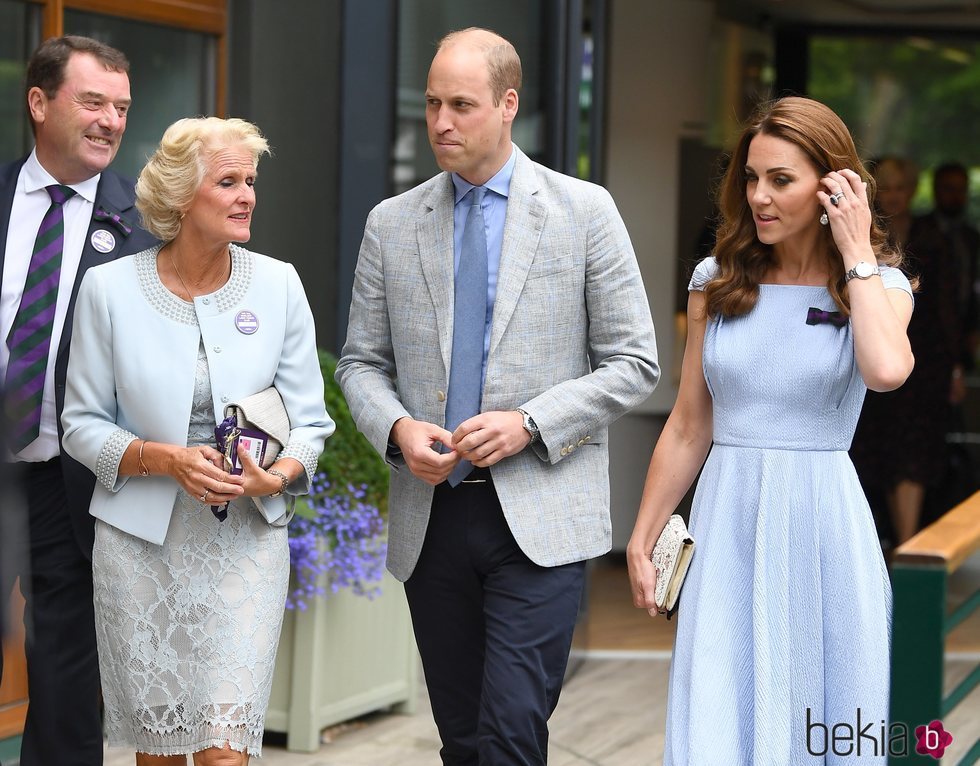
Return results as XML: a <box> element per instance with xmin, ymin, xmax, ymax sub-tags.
<box><xmin>891</xmin><ymin>491</ymin><xmax>980</xmax><ymax>765</ymax></box>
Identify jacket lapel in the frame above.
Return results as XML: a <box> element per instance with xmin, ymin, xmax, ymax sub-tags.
<box><xmin>57</xmin><ymin>171</ymin><xmax>139</xmax><ymax>362</ymax></box>
<box><xmin>417</xmin><ymin>175</ymin><xmax>456</xmax><ymax>377</ymax></box>
<box><xmin>0</xmin><ymin>158</ymin><xmax>28</xmax><ymax>291</ymax></box>
<box><xmin>489</xmin><ymin>151</ymin><xmax>546</xmax><ymax>356</ymax></box>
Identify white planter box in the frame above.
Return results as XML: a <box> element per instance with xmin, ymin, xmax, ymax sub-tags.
<box><xmin>265</xmin><ymin>569</ymin><xmax>420</xmax><ymax>752</ymax></box>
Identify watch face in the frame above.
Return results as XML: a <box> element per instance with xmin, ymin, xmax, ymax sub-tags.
<box><xmin>855</xmin><ymin>261</ymin><xmax>875</xmax><ymax>278</ymax></box>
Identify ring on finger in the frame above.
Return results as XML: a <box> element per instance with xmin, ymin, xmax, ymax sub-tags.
<box><xmin>201</xmin><ymin>489</ymin><xmax>209</xmax><ymax>503</ymax></box>
<box><xmin>830</xmin><ymin>192</ymin><xmax>845</xmax><ymax>206</ymax></box>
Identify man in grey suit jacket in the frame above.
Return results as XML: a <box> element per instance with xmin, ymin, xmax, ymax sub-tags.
<box><xmin>337</xmin><ymin>28</ymin><xmax>658</xmax><ymax>764</ymax></box>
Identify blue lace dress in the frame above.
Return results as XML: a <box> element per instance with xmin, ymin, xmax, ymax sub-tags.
<box><xmin>90</xmin><ymin>252</ymin><xmax>308</xmax><ymax>757</ymax></box>
<box><xmin>664</xmin><ymin>257</ymin><xmax>912</xmax><ymax>765</ymax></box>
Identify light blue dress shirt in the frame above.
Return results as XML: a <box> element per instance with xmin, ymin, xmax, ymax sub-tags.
<box><xmin>450</xmin><ymin>146</ymin><xmax>516</xmax><ymax>388</ymax></box>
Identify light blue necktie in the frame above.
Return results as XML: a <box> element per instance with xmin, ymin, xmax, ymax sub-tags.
<box><xmin>445</xmin><ymin>186</ymin><xmax>488</xmax><ymax>486</ymax></box>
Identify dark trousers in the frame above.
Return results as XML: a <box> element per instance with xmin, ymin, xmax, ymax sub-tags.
<box><xmin>0</xmin><ymin>458</ymin><xmax>102</xmax><ymax>766</ymax></box>
<box><xmin>404</xmin><ymin>472</ymin><xmax>586</xmax><ymax>765</ymax></box>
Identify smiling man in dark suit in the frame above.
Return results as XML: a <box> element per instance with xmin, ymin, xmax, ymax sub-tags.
<box><xmin>0</xmin><ymin>35</ymin><xmax>155</xmax><ymax>766</ymax></box>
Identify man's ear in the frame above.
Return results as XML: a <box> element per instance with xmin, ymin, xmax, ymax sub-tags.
<box><xmin>27</xmin><ymin>87</ymin><xmax>47</xmax><ymax>126</ymax></box>
<box><xmin>502</xmin><ymin>88</ymin><xmax>519</xmax><ymax>124</ymax></box>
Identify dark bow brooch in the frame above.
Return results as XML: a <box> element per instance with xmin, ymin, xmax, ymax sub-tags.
<box><xmin>806</xmin><ymin>307</ymin><xmax>848</xmax><ymax>328</ymax></box>
<box><xmin>93</xmin><ymin>207</ymin><xmax>133</xmax><ymax>236</ymax></box>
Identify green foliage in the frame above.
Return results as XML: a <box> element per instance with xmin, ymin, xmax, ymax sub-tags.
<box><xmin>314</xmin><ymin>349</ymin><xmax>389</xmax><ymax>517</ymax></box>
<box><xmin>808</xmin><ymin>35</ymin><xmax>980</xmax><ymax>217</ymax></box>
<box><xmin>809</xmin><ymin>36</ymin><xmax>980</xmax><ymax>172</ymax></box>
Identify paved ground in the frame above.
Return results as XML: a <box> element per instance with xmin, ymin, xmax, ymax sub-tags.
<box><xmin>103</xmin><ymin>657</ymin><xmax>664</xmax><ymax>766</ymax></box>
<box><xmin>100</xmin><ymin>654</ymin><xmax>980</xmax><ymax>765</ymax></box>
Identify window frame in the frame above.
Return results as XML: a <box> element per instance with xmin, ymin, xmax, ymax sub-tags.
<box><xmin>28</xmin><ymin>0</ymin><xmax>226</xmax><ymax>115</ymax></box>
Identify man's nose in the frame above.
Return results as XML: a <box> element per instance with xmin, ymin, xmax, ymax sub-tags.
<box><xmin>98</xmin><ymin>105</ymin><xmax>124</xmax><ymax>130</ymax></box>
<box><xmin>433</xmin><ymin>105</ymin><xmax>453</xmax><ymax>132</ymax></box>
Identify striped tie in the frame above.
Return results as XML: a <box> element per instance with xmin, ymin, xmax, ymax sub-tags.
<box><xmin>4</xmin><ymin>184</ymin><xmax>76</xmax><ymax>453</ymax></box>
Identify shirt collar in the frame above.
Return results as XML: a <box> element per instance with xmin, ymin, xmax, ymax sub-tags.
<box><xmin>451</xmin><ymin>143</ymin><xmax>517</xmax><ymax>204</ymax></box>
<box><xmin>23</xmin><ymin>148</ymin><xmax>101</xmax><ymax>203</ymax></box>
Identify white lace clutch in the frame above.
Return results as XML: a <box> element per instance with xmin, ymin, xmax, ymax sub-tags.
<box><xmin>651</xmin><ymin>514</ymin><xmax>695</xmax><ymax>617</ymax></box>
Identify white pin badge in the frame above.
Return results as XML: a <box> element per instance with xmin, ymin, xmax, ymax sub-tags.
<box><xmin>90</xmin><ymin>229</ymin><xmax>116</xmax><ymax>253</ymax></box>
<box><xmin>235</xmin><ymin>310</ymin><xmax>259</xmax><ymax>335</ymax></box>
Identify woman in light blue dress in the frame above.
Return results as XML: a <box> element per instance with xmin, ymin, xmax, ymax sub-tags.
<box><xmin>627</xmin><ymin>97</ymin><xmax>914</xmax><ymax>764</ymax></box>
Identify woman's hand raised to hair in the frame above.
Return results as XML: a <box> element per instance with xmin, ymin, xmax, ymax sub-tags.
<box><xmin>818</xmin><ymin>168</ymin><xmax>874</xmax><ymax>262</ymax></box>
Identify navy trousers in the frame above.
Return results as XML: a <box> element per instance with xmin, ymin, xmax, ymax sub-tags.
<box><xmin>404</xmin><ymin>471</ymin><xmax>586</xmax><ymax>765</ymax></box>
<box><xmin>1</xmin><ymin>458</ymin><xmax>102</xmax><ymax>766</ymax></box>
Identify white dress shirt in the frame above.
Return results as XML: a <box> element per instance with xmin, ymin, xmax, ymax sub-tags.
<box><xmin>1</xmin><ymin>149</ymin><xmax>99</xmax><ymax>461</ymax></box>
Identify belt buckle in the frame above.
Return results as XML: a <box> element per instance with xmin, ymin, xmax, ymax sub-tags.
<box><xmin>460</xmin><ymin>467</ymin><xmax>490</xmax><ymax>484</ymax></box>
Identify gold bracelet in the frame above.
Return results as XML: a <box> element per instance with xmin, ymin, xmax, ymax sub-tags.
<box><xmin>138</xmin><ymin>440</ymin><xmax>150</xmax><ymax>477</ymax></box>
<box><xmin>268</xmin><ymin>468</ymin><xmax>289</xmax><ymax>498</ymax></box>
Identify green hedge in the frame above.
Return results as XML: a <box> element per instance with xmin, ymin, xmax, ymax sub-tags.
<box><xmin>314</xmin><ymin>349</ymin><xmax>389</xmax><ymax>516</ymax></box>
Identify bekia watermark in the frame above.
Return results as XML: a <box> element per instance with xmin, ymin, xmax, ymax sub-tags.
<box><xmin>915</xmin><ymin>720</ymin><xmax>954</xmax><ymax>759</ymax></box>
<box><xmin>806</xmin><ymin>709</ymin><xmax>953</xmax><ymax>759</ymax></box>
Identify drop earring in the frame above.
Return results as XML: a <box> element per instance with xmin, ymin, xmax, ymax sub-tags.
<box><xmin>819</xmin><ymin>211</ymin><xmax>829</xmax><ymax>226</ymax></box>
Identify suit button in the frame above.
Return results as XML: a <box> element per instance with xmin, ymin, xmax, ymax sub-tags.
<box><xmin>584</xmin><ymin>435</ymin><xmax>591</xmax><ymax>442</ymax></box>
<box><xmin>213</xmin><ymin>346</ymin><xmax>222</xmax><ymax>353</ymax></box>
<box><xmin>202</xmin><ymin>297</ymin><xmax>210</xmax><ymax>305</ymax></box>
<box><xmin>568</xmin><ymin>444</ymin><xmax>576</xmax><ymax>452</ymax></box>
<box><xmin>221</xmin><ymin>395</ymin><xmax>229</xmax><ymax>403</ymax></box>
<box><xmin>578</xmin><ymin>439</ymin><xmax>585</xmax><ymax>446</ymax></box>
<box><xmin>560</xmin><ymin>447</ymin><xmax>568</xmax><ymax>456</ymax></box>
<box><xmin>437</xmin><ymin>390</ymin><xmax>446</xmax><ymax>402</ymax></box>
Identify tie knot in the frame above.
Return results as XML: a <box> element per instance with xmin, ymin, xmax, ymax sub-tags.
<box><xmin>46</xmin><ymin>184</ymin><xmax>76</xmax><ymax>206</ymax></box>
<box><xmin>470</xmin><ymin>186</ymin><xmax>486</xmax><ymax>207</ymax></box>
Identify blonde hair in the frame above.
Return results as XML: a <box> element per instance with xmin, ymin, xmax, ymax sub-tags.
<box><xmin>873</xmin><ymin>155</ymin><xmax>919</xmax><ymax>193</ymax></box>
<box><xmin>136</xmin><ymin>117</ymin><xmax>270</xmax><ymax>242</ymax></box>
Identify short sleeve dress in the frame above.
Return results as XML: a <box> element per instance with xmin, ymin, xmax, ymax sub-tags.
<box><xmin>663</xmin><ymin>257</ymin><xmax>912</xmax><ymax>765</ymax></box>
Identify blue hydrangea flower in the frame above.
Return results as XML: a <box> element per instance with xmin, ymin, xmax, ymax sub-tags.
<box><xmin>286</xmin><ymin>477</ymin><xmax>387</xmax><ymax>610</ymax></box>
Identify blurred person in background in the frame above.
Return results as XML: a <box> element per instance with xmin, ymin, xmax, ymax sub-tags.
<box><xmin>920</xmin><ymin>162</ymin><xmax>980</xmax><ymax>371</ymax></box>
<box><xmin>851</xmin><ymin>157</ymin><xmax>961</xmax><ymax>547</ymax></box>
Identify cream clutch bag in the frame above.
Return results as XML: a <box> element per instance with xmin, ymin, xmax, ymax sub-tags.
<box><xmin>650</xmin><ymin>514</ymin><xmax>695</xmax><ymax>617</ymax></box>
<box><xmin>221</xmin><ymin>387</ymin><xmax>291</xmax><ymax>469</ymax></box>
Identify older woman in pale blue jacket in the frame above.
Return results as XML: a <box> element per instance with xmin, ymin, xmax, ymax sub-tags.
<box><xmin>61</xmin><ymin>117</ymin><xmax>333</xmax><ymax>765</ymax></box>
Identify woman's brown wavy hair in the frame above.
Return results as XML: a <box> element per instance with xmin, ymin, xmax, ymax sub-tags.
<box><xmin>704</xmin><ymin>96</ymin><xmax>904</xmax><ymax>319</ymax></box>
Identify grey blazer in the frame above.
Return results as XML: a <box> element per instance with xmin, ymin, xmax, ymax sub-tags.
<box><xmin>337</xmin><ymin>148</ymin><xmax>659</xmax><ymax>581</ymax></box>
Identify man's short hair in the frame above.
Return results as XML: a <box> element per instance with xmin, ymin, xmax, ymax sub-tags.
<box><xmin>437</xmin><ymin>28</ymin><xmax>522</xmax><ymax>106</ymax></box>
<box><xmin>933</xmin><ymin>161</ymin><xmax>969</xmax><ymax>186</ymax></box>
<box><xmin>26</xmin><ymin>35</ymin><xmax>129</xmax><ymax>101</ymax></box>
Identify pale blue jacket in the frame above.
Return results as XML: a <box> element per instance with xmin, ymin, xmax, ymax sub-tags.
<box><xmin>62</xmin><ymin>245</ymin><xmax>334</xmax><ymax>545</ymax></box>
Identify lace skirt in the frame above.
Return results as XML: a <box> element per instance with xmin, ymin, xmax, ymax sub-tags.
<box><xmin>93</xmin><ymin>489</ymin><xmax>289</xmax><ymax>756</ymax></box>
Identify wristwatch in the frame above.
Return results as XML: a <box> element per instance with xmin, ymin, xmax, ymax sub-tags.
<box><xmin>516</xmin><ymin>408</ymin><xmax>540</xmax><ymax>443</ymax></box>
<box><xmin>845</xmin><ymin>261</ymin><xmax>880</xmax><ymax>282</ymax></box>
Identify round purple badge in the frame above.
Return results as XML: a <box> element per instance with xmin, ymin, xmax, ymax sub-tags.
<box><xmin>90</xmin><ymin>229</ymin><xmax>116</xmax><ymax>253</ymax></box>
<box><xmin>235</xmin><ymin>310</ymin><xmax>259</xmax><ymax>335</ymax></box>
